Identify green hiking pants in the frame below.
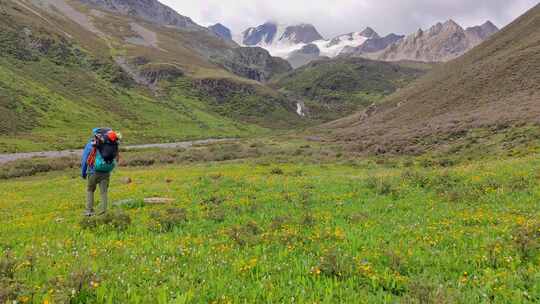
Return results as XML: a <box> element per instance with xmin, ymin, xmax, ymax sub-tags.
<box><xmin>86</xmin><ymin>172</ymin><xmax>111</xmax><ymax>215</ymax></box>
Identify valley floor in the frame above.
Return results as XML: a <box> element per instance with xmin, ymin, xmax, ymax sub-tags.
<box><xmin>1</xmin><ymin>154</ymin><xmax>539</xmax><ymax>303</ymax></box>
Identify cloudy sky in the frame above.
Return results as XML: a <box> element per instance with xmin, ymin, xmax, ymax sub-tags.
<box><xmin>161</xmin><ymin>0</ymin><xmax>538</xmax><ymax>38</ymax></box>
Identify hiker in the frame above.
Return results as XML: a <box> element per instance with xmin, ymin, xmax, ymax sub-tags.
<box><xmin>81</xmin><ymin>128</ymin><xmax>120</xmax><ymax>216</ymax></box>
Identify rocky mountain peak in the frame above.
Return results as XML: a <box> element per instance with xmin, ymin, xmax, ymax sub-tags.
<box><xmin>444</xmin><ymin>19</ymin><xmax>461</xmax><ymax>29</ymax></box>
<box><xmin>428</xmin><ymin>19</ymin><xmax>463</xmax><ymax>36</ymax></box>
<box><xmin>280</xmin><ymin>23</ymin><xmax>323</xmax><ymax>44</ymax></box>
<box><xmin>481</xmin><ymin>21</ymin><xmax>498</xmax><ymax>29</ymax></box>
<box><xmin>465</xmin><ymin>20</ymin><xmax>499</xmax><ymax>43</ymax></box>
<box><xmin>208</xmin><ymin>23</ymin><xmax>232</xmax><ymax>41</ymax></box>
<box><xmin>242</xmin><ymin>22</ymin><xmax>278</xmax><ymax>45</ymax></box>
<box><xmin>359</xmin><ymin>27</ymin><xmax>380</xmax><ymax>39</ymax></box>
<box><xmin>242</xmin><ymin>22</ymin><xmax>323</xmax><ymax>46</ymax></box>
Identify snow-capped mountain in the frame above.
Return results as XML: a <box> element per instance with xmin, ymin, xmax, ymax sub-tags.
<box><xmin>240</xmin><ymin>22</ymin><xmax>388</xmax><ymax>66</ymax></box>
<box><xmin>241</xmin><ymin>22</ymin><xmax>323</xmax><ymax>58</ymax></box>
<box><xmin>239</xmin><ymin>19</ymin><xmax>499</xmax><ymax>67</ymax></box>
<box><xmin>315</xmin><ymin>30</ymin><xmax>374</xmax><ymax>57</ymax></box>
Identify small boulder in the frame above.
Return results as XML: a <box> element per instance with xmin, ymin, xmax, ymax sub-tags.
<box><xmin>144</xmin><ymin>197</ymin><xmax>174</xmax><ymax>205</ymax></box>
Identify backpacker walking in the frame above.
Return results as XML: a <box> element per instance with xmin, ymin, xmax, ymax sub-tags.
<box><xmin>81</xmin><ymin>128</ymin><xmax>120</xmax><ymax>216</ymax></box>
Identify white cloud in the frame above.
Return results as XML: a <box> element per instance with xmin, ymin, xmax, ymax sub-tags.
<box><xmin>161</xmin><ymin>0</ymin><xmax>538</xmax><ymax>38</ymax></box>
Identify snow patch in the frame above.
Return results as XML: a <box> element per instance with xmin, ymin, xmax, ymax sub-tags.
<box><xmin>316</xmin><ymin>32</ymin><xmax>369</xmax><ymax>57</ymax></box>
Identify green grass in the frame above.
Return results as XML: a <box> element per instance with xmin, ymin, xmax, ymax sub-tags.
<box><xmin>1</xmin><ymin>154</ymin><xmax>539</xmax><ymax>303</ymax></box>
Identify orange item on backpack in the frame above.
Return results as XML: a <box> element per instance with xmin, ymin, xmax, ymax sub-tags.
<box><xmin>107</xmin><ymin>131</ymin><xmax>118</xmax><ymax>142</ymax></box>
<box><xmin>87</xmin><ymin>146</ymin><xmax>97</xmax><ymax>167</ymax></box>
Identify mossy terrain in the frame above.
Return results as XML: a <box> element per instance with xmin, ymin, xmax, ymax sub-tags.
<box><xmin>1</xmin><ymin>147</ymin><xmax>539</xmax><ymax>303</ymax></box>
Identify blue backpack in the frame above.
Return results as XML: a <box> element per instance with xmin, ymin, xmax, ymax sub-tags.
<box><xmin>95</xmin><ymin>151</ymin><xmax>116</xmax><ymax>173</ymax></box>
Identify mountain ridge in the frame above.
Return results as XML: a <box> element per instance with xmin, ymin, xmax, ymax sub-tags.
<box><xmin>376</xmin><ymin>19</ymin><xmax>499</xmax><ymax>62</ymax></box>
<box><xmin>238</xmin><ymin>19</ymin><xmax>498</xmax><ymax>67</ymax></box>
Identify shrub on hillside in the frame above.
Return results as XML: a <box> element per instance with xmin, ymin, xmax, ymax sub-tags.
<box><xmin>149</xmin><ymin>208</ymin><xmax>187</xmax><ymax>232</ymax></box>
<box><xmin>270</xmin><ymin>167</ymin><xmax>284</xmax><ymax>175</ymax></box>
<box><xmin>512</xmin><ymin>222</ymin><xmax>540</xmax><ymax>261</ymax></box>
<box><xmin>206</xmin><ymin>207</ymin><xmax>226</xmax><ymax>222</ymax></box>
<box><xmin>365</xmin><ymin>176</ymin><xmax>396</xmax><ymax>196</ymax></box>
<box><xmin>313</xmin><ymin>248</ymin><xmax>355</xmax><ymax>279</ymax></box>
<box><xmin>300</xmin><ymin>213</ymin><xmax>316</xmax><ymax>227</ymax></box>
<box><xmin>0</xmin><ymin>253</ymin><xmax>27</xmax><ymax>303</ymax></box>
<box><xmin>47</xmin><ymin>267</ymin><xmax>99</xmax><ymax>303</ymax></box>
<box><xmin>227</xmin><ymin>221</ymin><xmax>262</xmax><ymax>246</ymax></box>
<box><xmin>0</xmin><ymin>157</ymin><xmax>78</xmax><ymax>179</ymax></box>
<box><xmin>270</xmin><ymin>215</ymin><xmax>292</xmax><ymax>231</ymax></box>
<box><xmin>401</xmin><ymin>170</ymin><xmax>431</xmax><ymax>188</ymax></box>
<box><xmin>79</xmin><ymin>211</ymin><xmax>131</xmax><ymax>231</ymax></box>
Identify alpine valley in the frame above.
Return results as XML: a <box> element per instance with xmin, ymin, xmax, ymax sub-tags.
<box><xmin>1</xmin><ymin>1</ymin><xmax>540</xmax><ymax>303</ymax></box>
<box><xmin>0</xmin><ymin>0</ymin><xmax>431</xmax><ymax>151</ymax></box>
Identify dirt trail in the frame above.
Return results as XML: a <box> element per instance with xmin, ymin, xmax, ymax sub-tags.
<box><xmin>0</xmin><ymin>139</ymin><xmax>235</xmax><ymax>164</ymax></box>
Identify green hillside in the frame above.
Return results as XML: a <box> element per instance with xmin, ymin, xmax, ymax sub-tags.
<box><xmin>273</xmin><ymin>58</ymin><xmax>430</xmax><ymax>121</ymax></box>
<box><xmin>0</xmin><ymin>0</ymin><xmax>307</xmax><ymax>152</ymax></box>
<box><xmin>0</xmin><ymin>28</ymin><xmax>265</xmax><ymax>152</ymax></box>
<box><xmin>0</xmin><ymin>56</ymin><xmax>266</xmax><ymax>152</ymax></box>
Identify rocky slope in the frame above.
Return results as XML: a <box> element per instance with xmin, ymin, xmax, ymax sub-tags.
<box><xmin>215</xmin><ymin>47</ymin><xmax>292</xmax><ymax>82</ymax></box>
<box><xmin>377</xmin><ymin>20</ymin><xmax>499</xmax><ymax>62</ymax></box>
<box><xmin>44</xmin><ymin>0</ymin><xmax>290</xmax><ymax>81</ymax></box>
<box><xmin>79</xmin><ymin>0</ymin><xmax>202</xmax><ymax>30</ymax></box>
<box><xmin>324</xmin><ymin>4</ymin><xmax>539</xmax><ymax>154</ymax></box>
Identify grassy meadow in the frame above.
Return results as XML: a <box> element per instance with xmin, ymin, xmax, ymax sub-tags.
<box><xmin>1</xmin><ymin>147</ymin><xmax>539</xmax><ymax>303</ymax></box>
